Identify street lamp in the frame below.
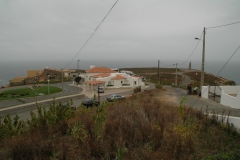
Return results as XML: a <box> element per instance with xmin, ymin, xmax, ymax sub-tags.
<box><xmin>48</xmin><ymin>75</ymin><xmax>50</xmax><ymax>95</ymax></box>
<box><xmin>62</xmin><ymin>69</ymin><xmax>64</xmax><ymax>89</ymax></box>
<box><xmin>173</xmin><ymin>63</ymin><xmax>178</xmax><ymax>86</ymax></box>
<box><xmin>195</xmin><ymin>27</ymin><xmax>206</xmax><ymax>95</ymax></box>
<box><xmin>77</xmin><ymin>60</ymin><xmax>80</xmax><ymax>75</ymax></box>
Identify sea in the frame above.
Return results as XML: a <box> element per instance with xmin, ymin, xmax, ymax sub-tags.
<box><xmin>0</xmin><ymin>59</ymin><xmax>239</xmax><ymax>86</ymax></box>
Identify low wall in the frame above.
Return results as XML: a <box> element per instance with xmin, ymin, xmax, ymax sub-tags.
<box><xmin>218</xmin><ymin>115</ymin><xmax>240</xmax><ymax>131</ymax></box>
<box><xmin>220</xmin><ymin>91</ymin><xmax>240</xmax><ymax>109</ymax></box>
<box><xmin>220</xmin><ymin>86</ymin><xmax>240</xmax><ymax>94</ymax></box>
<box><xmin>207</xmin><ymin>114</ymin><xmax>240</xmax><ymax>131</ymax></box>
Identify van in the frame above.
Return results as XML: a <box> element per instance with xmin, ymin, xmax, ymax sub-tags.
<box><xmin>98</xmin><ymin>87</ymin><xmax>104</xmax><ymax>93</ymax></box>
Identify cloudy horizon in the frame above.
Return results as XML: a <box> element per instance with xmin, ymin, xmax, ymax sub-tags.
<box><xmin>1</xmin><ymin>0</ymin><xmax>240</xmax><ymax>67</ymax></box>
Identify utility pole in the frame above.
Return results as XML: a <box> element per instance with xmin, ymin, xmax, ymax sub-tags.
<box><xmin>77</xmin><ymin>60</ymin><xmax>80</xmax><ymax>76</ymax></box>
<box><xmin>48</xmin><ymin>75</ymin><xmax>50</xmax><ymax>95</ymax></box>
<box><xmin>158</xmin><ymin>60</ymin><xmax>160</xmax><ymax>84</ymax></box>
<box><xmin>200</xmin><ymin>27</ymin><xmax>206</xmax><ymax>94</ymax></box>
<box><xmin>174</xmin><ymin>63</ymin><xmax>178</xmax><ymax>86</ymax></box>
<box><xmin>62</xmin><ymin>69</ymin><xmax>63</xmax><ymax>89</ymax></box>
<box><xmin>98</xmin><ymin>86</ymin><xmax>100</xmax><ymax>104</ymax></box>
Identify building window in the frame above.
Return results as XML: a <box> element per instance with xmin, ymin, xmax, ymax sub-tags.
<box><xmin>134</xmin><ymin>81</ymin><xmax>136</xmax><ymax>84</ymax></box>
<box><xmin>121</xmin><ymin>81</ymin><xmax>122</xmax><ymax>83</ymax></box>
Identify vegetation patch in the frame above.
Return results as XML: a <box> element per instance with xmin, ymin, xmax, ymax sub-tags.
<box><xmin>0</xmin><ymin>89</ymin><xmax>239</xmax><ymax>159</ymax></box>
<box><xmin>0</xmin><ymin>86</ymin><xmax>62</xmax><ymax>101</ymax></box>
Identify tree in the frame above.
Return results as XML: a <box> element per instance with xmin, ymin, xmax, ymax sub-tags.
<box><xmin>75</xmin><ymin>77</ymin><xmax>82</xmax><ymax>84</ymax></box>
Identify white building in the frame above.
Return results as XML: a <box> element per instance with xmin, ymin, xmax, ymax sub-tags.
<box><xmin>84</xmin><ymin>66</ymin><xmax>144</xmax><ymax>91</ymax></box>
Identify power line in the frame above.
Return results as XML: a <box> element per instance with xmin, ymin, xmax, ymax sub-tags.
<box><xmin>191</xmin><ymin>45</ymin><xmax>240</xmax><ymax>107</ymax></box>
<box><xmin>159</xmin><ymin>62</ymin><xmax>174</xmax><ymax>66</ymax></box>
<box><xmin>207</xmin><ymin>21</ymin><xmax>240</xmax><ymax>29</ymax></box>
<box><xmin>178</xmin><ymin>32</ymin><xmax>203</xmax><ymax>66</ymax></box>
<box><xmin>158</xmin><ymin>31</ymin><xmax>203</xmax><ymax>67</ymax></box>
<box><xmin>64</xmin><ymin>0</ymin><xmax>119</xmax><ymax>69</ymax></box>
<box><xmin>210</xmin><ymin>45</ymin><xmax>240</xmax><ymax>83</ymax></box>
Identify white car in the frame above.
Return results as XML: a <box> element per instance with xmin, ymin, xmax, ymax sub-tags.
<box><xmin>107</xmin><ymin>94</ymin><xmax>125</xmax><ymax>102</ymax></box>
<box><xmin>98</xmin><ymin>87</ymin><xmax>104</xmax><ymax>93</ymax></box>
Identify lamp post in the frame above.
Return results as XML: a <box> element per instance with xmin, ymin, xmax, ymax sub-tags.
<box><xmin>62</xmin><ymin>69</ymin><xmax>64</xmax><ymax>89</ymax></box>
<box><xmin>48</xmin><ymin>75</ymin><xmax>50</xmax><ymax>95</ymax></box>
<box><xmin>77</xmin><ymin>60</ymin><xmax>80</xmax><ymax>75</ymax></box>
<box><xmin>173</xmin><ymin>63</ymin><xmax>178</xmax><ymax>86</ymax></box>
<box><xmin>0</xmin><ymin>80</ymin><xmax>2</xmax><ymax>89</ymax></box>
<box><xmin>195</xmin><ymin>27</ymin><xmax>206</xmax><ymax>94</ymax></box>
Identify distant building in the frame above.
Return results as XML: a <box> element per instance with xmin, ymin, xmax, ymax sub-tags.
<box><xmin>120</xmin><ymin>70</ymin><xmax>134</xmax><ymax>75</ymax></box>
<box><xmin>9</xmin><ymin>67</ymin><xmax>70</xmax><ymax>86</ymax></box>
<box><xmin>189</xmin><ymin>61</ymin><xmax>191</xmax><ymax>70</ymax></box>
<box><xmin>83</xmin><ymin>66</ymin><xmax>144</xmax><ymax>91</ymax></box>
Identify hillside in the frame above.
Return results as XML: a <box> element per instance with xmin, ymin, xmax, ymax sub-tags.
<box><xmin>0</xmin><ymin>89</ymin><xmax>239</xmax><ymax>159</ymax></box>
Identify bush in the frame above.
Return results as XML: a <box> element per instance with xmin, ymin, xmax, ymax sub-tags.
<box><xmin>134</xmin><ymin>86</ymin><xmax>141</xmax><ymax>93</ymax></box>
<box><xmin>225</xmin><ymin>80</ymin><xmax>236</xmax><ymax>86</ymax></box>
<box><xmin>155</xmin><ymin>83</ymin><xmax>162</xmax><ymax>89</ymax></box>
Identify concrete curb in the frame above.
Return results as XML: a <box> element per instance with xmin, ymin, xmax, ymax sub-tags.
<box><xmin>0</xmin><ymin>93</ymin><xmax>84</xmax><ymax>112</ymax></box>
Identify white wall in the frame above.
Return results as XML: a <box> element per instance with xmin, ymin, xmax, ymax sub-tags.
<box><xmin>216</xmin><ymin>115</ymin><xmax>240</xmax><ymax>131</ymax></box>
<box><xmin>201</xmin><ymin>86</ymin><xmax>208</xmax><ymax>99</ymax></box>
<box><xmin>220</xmin><ymin>91</ymin><xmax>240</xmax><ymax>109</ymax></box>
<box><xmin>220</xmin><ymin>86</ymin><xmax>240</xmax><ymax>94</ymax></box>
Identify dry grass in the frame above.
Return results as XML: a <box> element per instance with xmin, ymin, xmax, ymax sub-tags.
<box><xmin>185</xmin><ymin>71</ymin><xmax>232</xmax><ymax>86</ymax></box>
<box><xmin>120</xmin><ymin>67</ymin><xmax>182</xmax><ymax>85</ymax></box>
<box><xmin>0</xmin><ymin>89</ymin><xmax>240</xmax><ymax>159</ymax></box>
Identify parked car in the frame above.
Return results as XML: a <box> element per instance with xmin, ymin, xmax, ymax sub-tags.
<box><xmin>98</xmin><ymin>87</ymin><xmax>104</xmax><ymax>93</ymax></box>
<box><xmin>107</xmin><ymin>94</ymin><xmax>126</xmax><ymax>102</ymax></box>
<box><xmin>81</xmin><ymin>99</ymin><xmax>99</xmax><ymax>108</ymax></box>
<box><xmin>58</xmin><ymin>103</ymin><xmax>76</xmax><ymax>110</ymax></box>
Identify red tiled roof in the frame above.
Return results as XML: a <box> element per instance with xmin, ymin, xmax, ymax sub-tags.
<box><xmin>111</xmin><ymin>75</ymin><xmax>126</xmax><ymax>80</ymax></box>
<box><xmin>131</xmin><ymin>76</ymin><xmax>141</xmax><ymax>78</ymax></box>
<box><xmin>86</xmin><ymin>67</ymin><xmax>116</xmax><ymax>73</ymax></box>
<box><xmin>85</xmin><ymin>81</ymin><xmax>105</xmax><ymax>85</ymax></box>
<box><xmin>92</xmin><ymin>73</ymin><xmax>111</xmax><ymax>78</ymax></box>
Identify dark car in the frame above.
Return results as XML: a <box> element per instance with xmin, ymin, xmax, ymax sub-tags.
<box><xmin>81</xmin><ymin>99</ymin><xmax>99</xmax><ymax>108</ymax></box>
<box><xmin>107</xmin><ymin>94</ymin><xmax>126</xmax><ymax>102</ymax></box>
<box><xmin>58</xmin><ymin>103</ymin><xmax>76</xmax><ymax>110</ymax></box>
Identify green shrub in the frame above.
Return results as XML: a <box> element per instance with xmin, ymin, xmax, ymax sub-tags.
<box><xmin>155</xmin><ymin>83</ymin><xmax>162</xmax><ymax>89</ymax></box>
<box><xmin>134</xmin><ymin>86</ymin><xmax>141</xmax><ymax>93</ymax></box>
<box><xmin>0</xmin><ymin>92</ymin><xmax>5</xmax><ymax>97</ymax></box>
<box><xmin>224</xmin><ymin>80</ymin><xmax>236</xmax><ymax>86</ymax></box>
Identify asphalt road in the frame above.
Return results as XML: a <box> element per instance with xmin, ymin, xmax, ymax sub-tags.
<box><xmin>0</xmin><ymin>82</ymin><xmax>155</xmax><ymax>121</ymax></box>
<box><xmin>0</xmin><ymin>81</ymin><xmax>82</xmax><ymax>108</ymax></box>
<box><xmin>163</xmin><ymin>85</ymin><xmax>240</xmax><ymax>117</ymax></box>
<box><xmin>0</xmin><ymin>91</ymin><xmax>134</xmax><ymax>122</ymax></box>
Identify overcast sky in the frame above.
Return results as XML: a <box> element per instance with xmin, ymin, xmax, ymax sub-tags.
<box><xmin>1</xmin><ymin>0</ymin><xmax>240</xmax><ymax>66</ymax></box>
